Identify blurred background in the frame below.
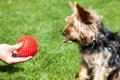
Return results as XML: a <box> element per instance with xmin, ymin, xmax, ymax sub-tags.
<box><xmin>0</xmin><ymin>0</ymin><xmax>120</xmax><ymax>80</ymax></box>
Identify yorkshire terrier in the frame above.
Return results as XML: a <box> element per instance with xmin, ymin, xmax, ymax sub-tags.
<box><xmin>62</xmin><ymin>2</ymin><xmax>120</xmax><ymax>80</ymax></box>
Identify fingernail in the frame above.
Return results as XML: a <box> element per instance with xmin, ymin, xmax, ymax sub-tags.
<box><xmin>28</xmin><ymin>56</ymin><xmax>33</xmax><ymax>58</ymax></box>
<box><xmin>17</xmin><ymin>42</ymin><xmax>23</xmax><ymax>46</ymax></box>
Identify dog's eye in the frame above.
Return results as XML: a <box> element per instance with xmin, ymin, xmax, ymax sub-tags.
<box><xmin>69</xmin><ymin>23</ymin><xmax>73</xmax><ymax>27</ymax></box>
<box><xmin>70</xmin><ymin>24</ymin><xmax>74</xmax><ymax>27</ymax></box>
<box><xmin>71</xmin><ymin>25</ymin><xmax>74</xmax><ymax>27</ymax></box>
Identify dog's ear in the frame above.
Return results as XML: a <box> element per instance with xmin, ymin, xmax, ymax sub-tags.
<box><xmin>69</xmin><ymin>2</ymin><xmax>77</xmax><ymax>13</ymax></box>
<box><xmin>76</xmin><ymin>3</ymin><xmax>92</xmax><ymax>24</ymax></box>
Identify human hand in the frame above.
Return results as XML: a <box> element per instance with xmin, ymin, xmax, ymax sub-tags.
<box><xmin>0</xmin><ymin>43</ymin><xmax>32</xmax><ymax>64</ymax></box>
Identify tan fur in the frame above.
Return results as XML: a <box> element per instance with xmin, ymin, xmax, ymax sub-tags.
<box><xmin>79</xmin><ymin>65</ymin><xmax>90</xmax><ymax>80</ymax></box>
<box><xmin>80</xmin><ymin>51</ymin><xmax>112</xmax><ymax>80</ymax></box>
<box><xmin>63</xmin><ymin>2</ymin><xmax>120</xmax><ymax>80</ymax></box>
<box><xmin>64</xmin><ymin>3</ymin><xmax>100</xmax><ymax>46</ymax></box>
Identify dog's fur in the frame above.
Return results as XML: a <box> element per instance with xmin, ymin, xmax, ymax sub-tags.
<box><xmin>62</xmin><ymin>2</ymin><xmax>120</xmax><ymax>80</ymax></box>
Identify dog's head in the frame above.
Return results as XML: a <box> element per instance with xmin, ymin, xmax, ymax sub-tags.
<box><xmin>62</xmin><ymin>2</ymin><xmax>102</xmax><ymax>46</ymax></box>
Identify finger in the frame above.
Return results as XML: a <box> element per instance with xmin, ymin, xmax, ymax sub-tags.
<box><xmin>8</xmin><ymin>56</ymin><xmax>33</xmax><ymax>64</ymax></box>
<box><xmin>9</xmin><ymin>42</ymin><xmax>23</xmax><ymax>52</ymax></box>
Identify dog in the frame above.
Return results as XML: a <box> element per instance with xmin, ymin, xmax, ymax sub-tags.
<box><xmin>62</xmin><ymin>2</ymin><xmax>120</xmax><ymax>80</ymax></box>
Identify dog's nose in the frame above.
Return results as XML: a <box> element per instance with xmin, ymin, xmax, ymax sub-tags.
<box><xmin>62</xmin><ymin>32</ymin><xmax>66</xmax><ymax>36</ymax></box>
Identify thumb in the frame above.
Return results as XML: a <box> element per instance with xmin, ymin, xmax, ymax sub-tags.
<box><xmin>10</xmin><ymin>42</ymin><xmax>23</xmax><ymax>51</ymax></box>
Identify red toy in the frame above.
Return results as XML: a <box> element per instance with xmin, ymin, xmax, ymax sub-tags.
<box><xmin>17</xmin><ymin>36</ymin><xmax>38</xmax><ymax>57</ymax></box>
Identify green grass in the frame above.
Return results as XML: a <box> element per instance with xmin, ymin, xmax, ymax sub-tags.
<box><xmin>0</xmin><ymin>0</ymin><xmax>120</xmax><ymax>80</ymax></box>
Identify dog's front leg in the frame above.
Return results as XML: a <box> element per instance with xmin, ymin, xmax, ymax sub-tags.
<box><xmin>78</xmin><ymin>61</ymin><xmax>89</xmax><ymax>80</ymax></box>
<box><xmin>93</xmin><ymin>67</ymin><xmax>111</xmax><ymax>80</ymax></box>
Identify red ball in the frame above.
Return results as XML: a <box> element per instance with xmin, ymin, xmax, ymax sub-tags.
<box><xmin>17</xmin><ymin>36</ymin><xmax>38</xmax><ymax>57</ymax></box>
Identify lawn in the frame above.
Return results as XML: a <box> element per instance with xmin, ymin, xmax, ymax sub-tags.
<box><xmin>0</xmin><ymin>0</ymin><xmax>120</xmax><ymax>80</ymax></box>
